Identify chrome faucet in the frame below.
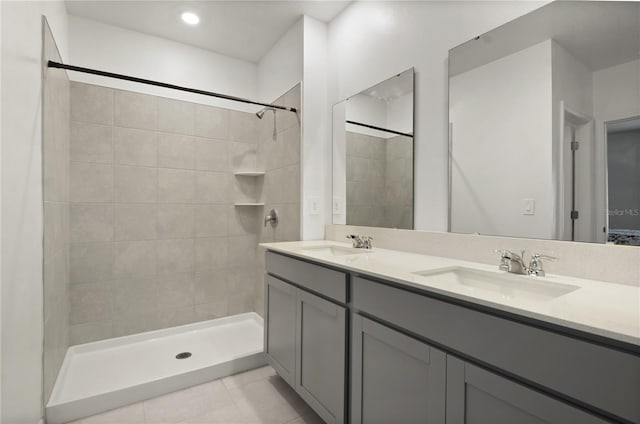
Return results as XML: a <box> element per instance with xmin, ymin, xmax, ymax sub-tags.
<box><xmin>346</xmin><ymin>235</ymin><xmax>373</xmax><ymax>249</ymax></box>
<box><xmin>495</xmin><ymin>250</ymin><xmax>528</xmax><ymax>274</ymax></box>
<box><xmin>494</xmin><ymin>250</ymin><xmax>558</xmax><ymax>276</ymax></box>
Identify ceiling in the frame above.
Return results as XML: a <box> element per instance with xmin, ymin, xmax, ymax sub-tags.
<box><xmin>65</xmin><ymin>1</ymin><xmax>351</xmax><ymax>63</ymax></box>
<box><xmin>450</xmin><ymin>1</ymin><xmax>640</xmax><ymax>76</ymax></box>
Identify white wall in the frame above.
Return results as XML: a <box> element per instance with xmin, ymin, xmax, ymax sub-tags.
<box><xmin>327</xmin><ymin>1</ymin><xmax>545</xmax><ymax>231</ymax></box>
<box><xmin>345</xmin><ymin>91</ymin><xmax>413</xmax><ymax>139</ymax></box>
<box><xmin>332</xmin><ymin>101</ymin><xmax>347</xmax><ymax>223</ymax></box>
<box><xmin>0</xmin><ymin>1</ymin><xmax>3</xmax><ymax>417</ymax></box>
<box><xmin>1</xmin><ymin>2</ymin><xmax>68</xmax><ymax>422</ymax></box>
<box><xmin>257</xmin><ymin>15</ymin><xmax>324</xmax><ymax>240</ymax></box>
<box><xmin>302</xmin><ymin>15</ymin><xmax>329</xmax><ymax>240</ymax></box>
<box><xmin>593</xmin><ymin>59</ymin><xmax>640</xmax><ymax>124</ymax></box>
<box><xmin>552</xmin><ymin>42</ymin><xmax>593</xmax><ymax>118</ymax></box>
<box><xmin>551</xmin><ymin>41</ymin><xmax>596</xmax><ymax>242</ymax></box>
<box><xmin>345</xmin><ymin>94</ymin><xmax>389</xmax><ymax>138</ymax></box>
<box><xmin>257</xmin><ymin>18</ymin><xmax>303</xmax><ymax>103</ymax></box>
<box><xmin>387</xmin><ymin>92</ymin><xmax>413</xmax><ymax>135</ymax></box>
<box><xmin>68</xmin><ymin>15</ymin><xmax>259</xmax><ymax>112</ymax></box>
<box><xmin>450</xmin><ymin>40</ymin><xmax>554</xmax><ymax>239</ymax></box>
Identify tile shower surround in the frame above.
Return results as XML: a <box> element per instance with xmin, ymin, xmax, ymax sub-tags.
<box><xmin>67</xmin><ymin>82</ymin><xmax>301</xmax><ymax>345</ymax></box>
<box><xmin>345</xmin><ymin>132</ymin><xmax>413</xmax><ymax>229</ymax></box>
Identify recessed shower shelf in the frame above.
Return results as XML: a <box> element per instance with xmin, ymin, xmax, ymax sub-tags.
<box><xmin>234</xmin><ymin>171</ymin><xmax>265</xmax><ymax>177</ymax></box>
<box><xmin>234</xmin><ymin>202</ymin><xmax>265</xmax><ymax>206</ymax></box>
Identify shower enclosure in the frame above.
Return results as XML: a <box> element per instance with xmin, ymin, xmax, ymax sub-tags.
<box><xmin>42</xmin><ymin>21</ymin><xmax>301</xmax><ymax>421</ymax></box>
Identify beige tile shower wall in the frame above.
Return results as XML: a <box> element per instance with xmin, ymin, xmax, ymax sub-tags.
<box><xmin>43</xmin><ymin>22</ymin><xmax>71</xmax><ymax>401</ymax></box>
<box><xmin>345</xmin><ymin>132</ymin><xmax>413</xmax><ymax>229</ymax></box>
<box><xmin>384</xmin><ymin>135</ymin><xmax>413</xmax><ymax>229</ymax></box>
<box><xmin>345</xmin><ymin>131</ymin><xmax>387</xmax><ymax>227</ymax></box>
<box><xmin>68</xmin><ymin>82</ymin><xmax>269</xmax><ymax>345</ymax></box>
<box><xmin>257</xmin><ymin>84</ymin><xmax>302</xmax><ymax>315</ymax></box>
<box><xmin>325</xmin><ymin>225</ymin><xmax>640</xmax><ymax>286</ymax></box>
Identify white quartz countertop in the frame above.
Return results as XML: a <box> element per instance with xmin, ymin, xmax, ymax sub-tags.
<box><xmin>261</xmin><ymin>240</ymin><xmax>640</xmax><ymax>348</ymax></box>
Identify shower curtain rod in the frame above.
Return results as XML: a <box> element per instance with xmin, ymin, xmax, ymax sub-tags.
<box><xmin>346</xmin><ymin>120</ymin><xmax>413</xmax><ymax>138</ymax></box>
<box><xmin>47</xmin><ymin>61</ymin><xmax>297</xmax><ymax>113</ymax></box>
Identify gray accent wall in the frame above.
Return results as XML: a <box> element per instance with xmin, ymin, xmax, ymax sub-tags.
<box><xmin>607</xmin><ymin>128</ymin><xmax>640</xmax><ymax>231</ymax></box>
<box><xmin>43</xmin><ymin>21</ymin><xmax>71</xmax><ymax>402</ymax></box>
<box><xmin>66</xmin><ymin>82</ymin><xmax>301</xmax><ymax>344</ymax></box>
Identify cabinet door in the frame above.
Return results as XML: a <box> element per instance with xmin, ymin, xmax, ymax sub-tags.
<box><xmin>351</xmin><ymin>315</ymin><xmax>446</xmax><ymax>424</ymax></box>
<box><xmin>264</xmin><ymin>275</ymin><xmax>296</xmax><ymax>387</ymax></box>
<box><xmin>296</xmin><ymin>290</ymin><xmax>346</xmax><ymax>424</ymax></box>
<box><xmin>446</xmin><ymin>356</ymin><xmax>611</xmax><ymax>424</ymax></box>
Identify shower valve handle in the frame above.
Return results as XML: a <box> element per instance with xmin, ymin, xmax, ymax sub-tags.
<box><xmin>264</xmin><ymin>208</ymin><xmax>279</xmax><ymax>227</ymax></box>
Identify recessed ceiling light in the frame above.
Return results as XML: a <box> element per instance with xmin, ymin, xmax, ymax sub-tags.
<box><xmin>181</xmin><ymin>12</ymin><xmax>200</xmax><ymax>26</ymax></box>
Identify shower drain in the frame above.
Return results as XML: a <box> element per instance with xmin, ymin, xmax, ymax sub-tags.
<box><xmin>175</xmin><ymin>352</ymin><xmax>192</xmax><ymax>359</ymax></box>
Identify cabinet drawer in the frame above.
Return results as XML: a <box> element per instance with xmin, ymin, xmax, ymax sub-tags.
<box><xmin>266</xmin><ymin>251</ymin><xmax>348</xmax><ymax>303</ymax></box>
<box><xmin>353</xmin><ymin>276</ymin><xmax>640</xmax><ymax>423</ymax></box>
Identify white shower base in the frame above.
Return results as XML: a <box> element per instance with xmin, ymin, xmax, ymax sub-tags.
<box><xmin>46</xmin><ymin>312</ymin><xmax>265</xmax><ymax>424</ymax></box>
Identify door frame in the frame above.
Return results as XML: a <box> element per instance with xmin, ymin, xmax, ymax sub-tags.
<box><xmin>603</xmin><ymin>115</ymin><xmax>640</xmax><ymax>244</ymax></box>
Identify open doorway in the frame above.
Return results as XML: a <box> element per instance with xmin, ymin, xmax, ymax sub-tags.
<box><xmin>606</xmin><ymin>116</ymin><xmax>640</xmax><ymax>245</ymax></box>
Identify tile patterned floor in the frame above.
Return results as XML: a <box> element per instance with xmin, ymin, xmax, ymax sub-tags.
<box><xmin>67</xmin><ymin>366</ymin><xmax>325</xmax><ymax>424</ymax></box>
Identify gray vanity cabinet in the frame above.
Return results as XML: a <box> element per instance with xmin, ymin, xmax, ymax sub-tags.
<box><xmin>446</xmin><ymin>356</ymin><xmax>610</xmax><ymax>424</ymax></box>
<box><xmin>265</xmin><ymin>251</ymin><xmax>637</xmax><ymax>424</ymax></box>
<box><xmin>264</xmin><ymin>275</ymin><xmax>297</xmax><ymax>387</ymax></box>
<box><xmin>351</xmin><ymin>314</ymin><xmax>446</xmax><ymax>424</ymax></box>
<box><xmin>296</xmin><ymin>290</ymin><xmax>346</xmax><ymax>424</ymax></box>
<box><xmin>265</xmin><ymin>252</ymin><xmax>348</xmax><ymax>424</ymax></box>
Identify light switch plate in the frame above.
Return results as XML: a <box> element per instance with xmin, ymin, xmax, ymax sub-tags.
<box><xmin>522</xmin><ymin>198</ymin><xmax>535</xmax><ymax>215</ymax></box>
<box><xmin>307</xmin><ymin>196</ymin><xmax>321</xmax><ymax>216</ymax></box>
<box><xmin>333</xmin><ymin>196</ymin><xmax>345</xmax><ymax>214</ymax></box>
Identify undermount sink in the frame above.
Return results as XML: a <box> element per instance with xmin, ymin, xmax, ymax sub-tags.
<box><xmin>412</xmin><ymin>267</ymin><xmax>579</xmax><ymax>302</ymax></box>
<box><xmin>300</xmin><ymin>245</ymin><xmax>369</xmax><ymax>257</ymax></box>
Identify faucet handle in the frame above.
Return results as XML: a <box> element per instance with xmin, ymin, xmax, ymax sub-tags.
<box><xmin>346</xmin><ymin>234</ymin><xmax>362</xmax><ymax>248</ymax></box>
<box><xmin>528</xmin><ymin>253</ymin><xmax>557</xmax><ymax>276</ymax></box>
<box><xmin>492</xmin><ymin>249</ymin><xmax>511</xmax><ymax>271</ymax></box>
<box><xmin>531</xmin><ymin>253</ymin><xmax>557</xmax><ymax>261</ymax></box>
<box><xmin>362</xmin><ymin>236</ymin><xmax>374</xmax><ymax>249</ymax></box>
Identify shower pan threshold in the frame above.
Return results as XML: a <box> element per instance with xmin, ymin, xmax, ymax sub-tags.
<box><xmin>46</xmin><ymin>312</ymin><xmax>266</xmax><ymax>424</ymax></box>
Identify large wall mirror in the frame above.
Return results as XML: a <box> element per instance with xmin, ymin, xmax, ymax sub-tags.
<box><xmin>332</xmin><ymin>68</ymin><xmax>415</xmax><ymax>229</ymax></box>
<box><xmin>449</xmin><ymin>1</ymin><xmax>640</xmax><ymax>246</ymax></box>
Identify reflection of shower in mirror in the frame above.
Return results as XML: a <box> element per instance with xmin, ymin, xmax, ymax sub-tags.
<box><xmin>332</xmin><ymin>68</ymin><xmax>415</xmax><ymax>230</ymax></box>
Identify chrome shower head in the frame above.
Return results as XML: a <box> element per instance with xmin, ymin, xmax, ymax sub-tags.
<box><xmin>256</xmin><ymin>109</ymin><xmax>265</xmax><ymax>119</ymax></box>
<box><xmin>256</xmin><ymin>106</ymin><xmax>276</xmax><ymax>119</ymax></box>
<box><xmin>256</xmin><ymin>107</ymin><xmax>278</xmax><ymax>140</ymax></box>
